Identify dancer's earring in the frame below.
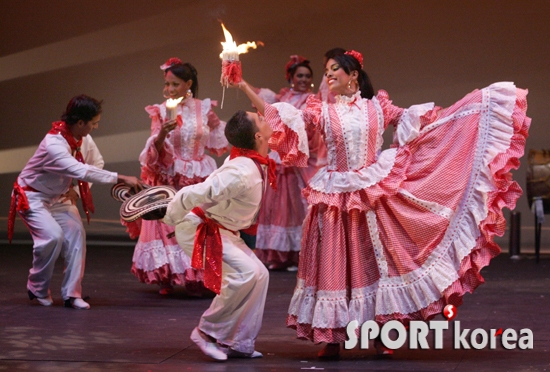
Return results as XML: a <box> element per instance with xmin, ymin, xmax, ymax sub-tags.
<box><xmin>348</xmin><ymin>79</ymin><xmax>358</xmax><ymax>92</ymax></box>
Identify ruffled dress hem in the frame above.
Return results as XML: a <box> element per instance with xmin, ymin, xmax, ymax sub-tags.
<box><xmin>282</xmin><ymin>83</ymin><xmax>530</xmax><ymax>344</ymax></box>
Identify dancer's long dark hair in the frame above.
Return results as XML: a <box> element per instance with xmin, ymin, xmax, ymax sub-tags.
<box><xmin>287</xmin><ymin>61</ymin><xmax>313</xmax><ymax>84</ymax></box>
<box><xmin>166</xmin><ymin>62</ymin><xmax>199</xmax><ymax>98</ymax></box>
<box><xmin>330</xmin><ymin>53</ymin><xmax>374</xmax><ymax>99</ymax></box>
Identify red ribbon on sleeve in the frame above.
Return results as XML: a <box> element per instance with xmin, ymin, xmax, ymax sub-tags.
<box><xmin>221</xmin><ymin>60</ymin><xmax>243</xmax><ymax>86</ymax></box>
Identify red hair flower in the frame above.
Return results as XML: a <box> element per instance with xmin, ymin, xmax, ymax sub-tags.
<box><xmin>345</xmin><ymin>50</ymin><xmax>363</xmax><ymax>69</ymax></box>
<box><xmin>160</xmin><ymin>57</ymin><xmax>183</xmax><ymax>71</ymax></box>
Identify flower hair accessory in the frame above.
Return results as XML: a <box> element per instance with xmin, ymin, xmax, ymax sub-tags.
<box><xmin>160</xmin><ymin>57</ymin><xmax>183</xmax><ymax>71</ymax></box>
<box><xmin>285</xmin><ymin>55</ymin><xmax>309</xmax><ymax>81</ymax></box>
<box><xmin>345</xmin><ymin>50</ymin><xmax>363</xmax><ymax>69</ymax></box>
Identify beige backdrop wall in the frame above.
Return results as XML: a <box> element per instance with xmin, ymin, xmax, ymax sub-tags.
<box><xmin>1</xmin><ymin>0</ymin><xmax>549</xmax><ymax>246</ymax></box>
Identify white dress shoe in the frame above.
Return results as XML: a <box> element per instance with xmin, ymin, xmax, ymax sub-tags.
<box><xmin>190</xmin><ymin>327</ymin><xmax>227</xmax><ymax>361</ymax></box>
<box><xmin>28</xmin><ymin>290</ymin><xmax>53</xmax><ymax>306</ymax></box>
<box><xmin>227</xmin><ymin>348</ymin><xmax>263</xmax><ymax>358</ymax></box>
<box><xmin>249</xmin><ymin>351</ymin><xmax>263</xmax><ymax>358</ymax></box>
<box><xmin>66</xmin><ymin>298</ymin><xmax>90</xmax><ymax>310</ymax></box>
<box><xmin>37</xmin><ymin>296</ymin><xmax>54</xmax><ymax>306</ymax></box>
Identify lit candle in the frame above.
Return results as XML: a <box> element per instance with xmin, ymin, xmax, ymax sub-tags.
<box><xmin>165</xmin><ymin>97</ymin><xmax>183</xmax><ymax>120</ymax></box>
<box><xmin>220</xmin><ymin>23</ymin><xmax>239</xmax><ymax>61</ymax></box>
<box><xmin>219</xmin><ymin>23</ymin><xmax>263</xmax><ymax>88</ymax></box>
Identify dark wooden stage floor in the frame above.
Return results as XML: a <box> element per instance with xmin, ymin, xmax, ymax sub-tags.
<box><xmin>0</xmin><ymin>243</ymin><xmax>548</xmax><ymax>371</ymax></box>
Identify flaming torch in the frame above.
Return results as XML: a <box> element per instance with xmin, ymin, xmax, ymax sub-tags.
<box><xmin>219</xmin><ymin>23</ymin><xmax>263</xmax><ymax>107</ymax></box>
<box><xmin>166</xmin><ymin>97</ymin><xmax>183</xmax><ymax>120</ymax></box>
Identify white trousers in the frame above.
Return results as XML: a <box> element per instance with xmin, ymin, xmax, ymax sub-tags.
<box><xmin>20</xmin><ymin>191</ymin><xmax>86</xmax><ymax>300</ymax></box>
<box><xmin>176</xmin><ymin>214</ymin><xmax>269</xmax><ymax>354</ymax></box>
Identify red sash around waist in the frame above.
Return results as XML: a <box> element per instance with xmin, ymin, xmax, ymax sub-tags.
<box><xmin>190</xmin><ymin>206</ymin><xmax>237</xmax><ymax>295</ymax></box>
<box><xmin>7</xmin><ymin>182</ymin><xmax>36</xmax><ymax>243</ymax></box>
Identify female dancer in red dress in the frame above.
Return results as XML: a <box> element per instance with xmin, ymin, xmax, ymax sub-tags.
<box><xmin>235</xmin><ymin>49</ymin><xmax>530</xmax><ymax>358</ymax></box>
<box><xmin>251</xmin><ymin>56</ymin><xmax>325</xmax><ymax>270</ymax></box>
<box><xmin>126</xmin><ymin>58</ymin><xmax>228</xmax><ymax>295</ymax></box>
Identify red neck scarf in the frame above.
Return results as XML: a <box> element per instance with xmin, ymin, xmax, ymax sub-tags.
<box><xmin>229</xmin><ymin>147</ymin><xmax>277</xmax><ymax>190</ymax></box>
<box><xmin>48</xmin><ymin>121</ymin><xmax>95</xmax><ymax>223</ymax></box>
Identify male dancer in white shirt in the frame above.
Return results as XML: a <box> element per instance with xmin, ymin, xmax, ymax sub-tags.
<box><xmin>60</xmin><ymin>135</ymin><xmax>105</xmax><ymax>206</ymax></box>
<box><xmin>9</xmin><ymin>94</ymin><xmax>143</xmax><ymax>310</ymax></box>
<box><xmin>163</xmin><ymin>110</ymin><xmax>274</xmax><ymax>361</ymax></box>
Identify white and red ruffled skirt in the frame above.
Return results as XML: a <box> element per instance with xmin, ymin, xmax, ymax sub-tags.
<box><xmin>255</xmin><ymin>151</ymin><xmax>310</xmax><ymax>268</ymax></box>
<box><xmin>286</xmin><ymin>83</ymin><xmax>530</xmax><ymax>343</ymax></box>
<box><xmin>125</xmin><ymin>173</ymin><xmax>207</xmax><ymax>294</ymax></box>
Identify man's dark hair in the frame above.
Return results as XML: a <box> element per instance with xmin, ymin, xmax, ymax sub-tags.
<box><xmin>61</xmin><ymin>94</ymin><xmax>103</xmax><ymax>125</ymax></box>
<box><xmin>225</xmin><ymin>110</ymin><xmax>258</xmax><ymax>150</ymax></box>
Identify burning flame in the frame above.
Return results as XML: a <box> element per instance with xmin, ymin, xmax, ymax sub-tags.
<box><xmin>165</xmin><ymin>97</ymin><xmax>183</xmax><ymax>108</ymax></box>
<box><xmin>219</xmin><ymin>23</ymin><xmax>263</xmax><ymax>58</ymax></box>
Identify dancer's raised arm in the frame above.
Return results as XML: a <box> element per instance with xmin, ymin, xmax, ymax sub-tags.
<box><xmin>233</xmin><ymin>80</ymin><xmax>265</xmax><ymax>115</ymax></box>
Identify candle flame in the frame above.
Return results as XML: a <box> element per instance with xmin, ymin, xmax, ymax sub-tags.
<box><xmin>166</xmin><ymin>97</ymin><xmax>183</xmax><ymax>108</ymax></box>
<box><xmin>219</xmin><ymin>23</ymin><xmax>263</xmax><ymax>58</ymax></box>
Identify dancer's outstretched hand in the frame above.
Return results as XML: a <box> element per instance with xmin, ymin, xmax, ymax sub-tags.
<box><xmin>118</xmin><ymin>175</ymin><xmax>145</xmax><ymax>194</ymax></box>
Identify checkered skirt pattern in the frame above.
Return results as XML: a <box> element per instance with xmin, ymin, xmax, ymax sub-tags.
<box><xmin>265</xmin><ymin>82</ymin><xmax>530</xmax><ymax>343</ymax></box>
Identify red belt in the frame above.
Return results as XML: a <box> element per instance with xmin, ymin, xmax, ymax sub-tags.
<box><xmin>7</xmin><ymin>182</ymin><xmax>36</xmax><ymax>243</ymax></box>
<box><xmin>190</xmin><ymin>207</ymin><xmax>236</xmax><ymax>295</ymax></box>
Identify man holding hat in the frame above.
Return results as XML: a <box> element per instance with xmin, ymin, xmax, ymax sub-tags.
<box><xmin>163</xmin><ymin>110</ymin><xmax>274</xmax><ymax>361</ymax></box>
<box><xmin>9</xmin><ymin>94</ymin><xmax>143</xmax><ymax>310</ymax></box>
